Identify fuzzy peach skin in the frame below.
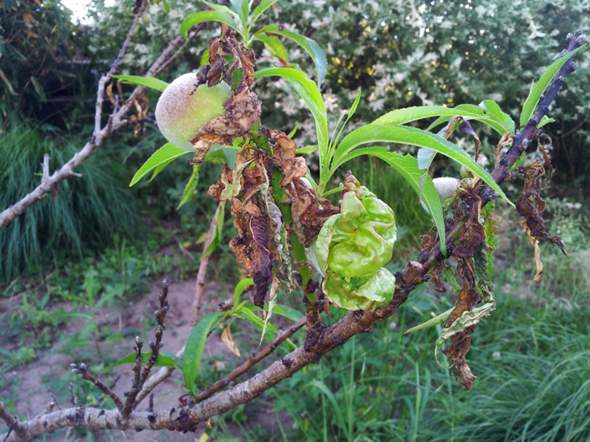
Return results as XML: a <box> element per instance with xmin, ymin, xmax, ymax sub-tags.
<box><xmin>155</xmin><ymin>73</ymin><xmax>232</xmax><ymax>150</ymax></box>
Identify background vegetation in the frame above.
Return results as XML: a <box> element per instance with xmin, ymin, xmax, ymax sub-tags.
<box><xmin>1</xmin><ymin>0</ymin><xmax>588</xmax><ymax>440</ymax></box>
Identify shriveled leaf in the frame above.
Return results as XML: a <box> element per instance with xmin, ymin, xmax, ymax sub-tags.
<box><xmin>180</xmin><ymin>10</ymin><xmax>239</xmax><ymax>38</ymax></box>
<box><xmin>112</xmin><ymin>74</ymin><xmax>169</xmax><ymax>92</ymax></box>
<box><xmin>520</xmin><ymin>45</ymin><xmax>587</xmax><ymax>128</ymax></box>
<box><xmin>220</xmin><ymin>326</ymin><xmax>240</xmax><ymax>357</ymax></box>
<box><xmin>183</xmin><ymin>312</ymin><xmax>223</xmax><ymax>395</ymax></box>
<box><xmin>177</xmin><ymin>165</ymin><xmax>200</xmax><ymax>209</ymax></box>
<box><xmin>332</xmin><ymin>125</ymin><xmax>513</xmax><ymax>207</ymax></box>
<box><xmin>130</xmin><ymin>143</ymin><xmax>190</xmax><ymax>187</ymax></box>
<box><xmin>112</xmin><ymin>351</ymin><xmax>177</xmax><ymax>368</ymax></box>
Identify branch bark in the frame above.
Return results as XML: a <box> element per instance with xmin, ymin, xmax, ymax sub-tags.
<box><xmin>0</xmin><ymin>32</ymin><xmax>585</xmax><ymax>442</ymax></box>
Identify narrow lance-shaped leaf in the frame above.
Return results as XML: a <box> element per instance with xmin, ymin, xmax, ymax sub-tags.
<box><xmin>112</xmin><ymin>75</ymin><xmax>169</xmax><ymax>92</ymax></box>
<box><xmin>332</xmin><ymin>124</ymin><xmax>512</xmax><ymax>207</ymax></box>
<box><xmin>479</xmin><ymin>99</ymin><xmax>515</xmax><ymax>134</ymax></box>
<box><xmin>253</xmin><ymin>34</ymin><xmax>289</xmax><ymax>62</ymax></box>
<box><xmin>255</xmin><ymin>67</ymin><xmax>329</xmax><ymax>173</ymax></box>
<box><xmin>233</xmin><ymin>277</ymin><xmax>254</xmax><ymax>307</ymax></box>
<box><xmin>520</xmin><ymin>44</ymin><xmax>587</xmax><ymax>128</ymax></box>
<box><xmin>203</xmin><ymin>203</ymin><xmax>225</xmax><ymax>257</ymax></box>
<box><xmin>112</xmin><ymin>351</ymin><xmax>177</xmax><ymax>368</ymax></box>
<box><xmin>180</xmin><ymin>10</ymin><xmax>240</xmax><ymax>39</ymax></box>
<box><xmin>250</xmin><ymin>0</ymin><xmax>278</xmax><ymax>25</ymax></box>
<box><xmin>177</xmin><ymin>164</ymin><xmax>201</xmax><ymax>209</ymax></box>
<box><xmin>256</xmin><ymin>24</ymin><xmax>327</xmax><ymax>85</ymax></box>
<box><xmin>337</xmin><ymin>147</ymin><xmax>447</xmax><ymax>255</ymax></box>
<box><xmin>373</xmin><ymin>105</ymin><xmax>508</xmax><ymax>135</ymax></box>
<box><xmin>130</xmin><ymin>143</ymin><xmax>190</xmax><ymax>187</ymax></box>
<box><xmin>182</xmin><ymin>312</ymin><xmax>223</xmax><ymax>395</ymax></box>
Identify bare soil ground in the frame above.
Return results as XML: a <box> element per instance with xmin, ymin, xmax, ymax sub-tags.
<box><xmin>1</xmin><ymin>277</ymin><xmax>286</xmax><ymax>441</ymax></box>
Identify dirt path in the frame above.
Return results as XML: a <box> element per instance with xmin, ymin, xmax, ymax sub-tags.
<box><xmin>1</xmin><ymin>277</ymin><xmax>248</xmax><ymax>441</ymax></box>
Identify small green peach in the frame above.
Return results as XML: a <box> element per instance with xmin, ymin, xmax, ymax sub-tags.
<box><xmin>155</xmin><ymin>73</ymin><xmax>232</xmax><ymax>151</ymax></box>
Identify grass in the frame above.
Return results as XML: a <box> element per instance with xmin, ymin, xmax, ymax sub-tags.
<box><xmin>206</xmin><ymin>198</ymin><xmax>590</xmax><ymax>442</ymax></box>
<box><xmin>0</xmin><ymin>124</ymin><xmax>139</xmax><ymax>283</ymax></box>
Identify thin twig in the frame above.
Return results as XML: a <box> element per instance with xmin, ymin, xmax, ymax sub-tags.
<box><xmin>0</xmin><ymin>402</ymin><xmax>25</xmax><ymax>440</ymax></box>
<box><xmin>195</xmin><ymin>317</ymin><xmax>305</xmax><ymax>403</ymax></box>
<box><xmin>70</xmin><ymin>364</ymin><xmax>124</xmax><ymax>412</ymax></box>
<box><xmin>121</xmin><ymin>337</ymin><xmax>144</xmax><ymax>418</ymax></box>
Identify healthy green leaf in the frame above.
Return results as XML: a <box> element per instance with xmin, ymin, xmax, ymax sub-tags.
<box><xmin>479</xmin><ymin>99</ymin><xmax>515</xmax><ymax>134</ymax></box>
<box><xmin>112</xmin><ymin>351</ymin><xmax>177</xmax><ymax>368</ymax></box>
<box><xmin>250</xmin><ymin>0</ymin><xmax>278</xmax><ymax>25</ymax></box>
<box><xmin>205</xmin><ymin>144</ymin><xmax>239</xmax><ymax>168</ymax></box>
<box><xmin>112</xmin><ymin>75</ymin><xmax>169</xmax><ymax>92</ymax></box>
<box><xmin>332</xmin><ymin>125</ymin><xmax>512</xmax><ymax>207</ymax></box>
<box><xmin>130</xmin><ymin>143</ymin><xmax>190</xmax><ymax>187</ymax></box>
<box><xmin>254</xmin><ymin>34</ymin><xmax>289</xmax><ymax>62</ymax></box>
<box><xmin>257</xmin><ymin>25</ymin><xmax>327</xmax><ymax>85</ymax></box>
<box><xmin>233</xmin><ymin>277</ymin><xmax>254</xmax><ymax>307</ymax></box>
<box><xmin>177</xmin><ymin>165</ymin><xmax>200</xmax><ymax>209</ymax></box>
<box><xmin>538</xmin><ymin>115</ymin><xmax>556</xmax><ymax>128</ymax></box>
<box><xmin>337</xmin><ymin>147</ymin><xmax>446</xmax><ymax>255</ymax></box>
<box><xmin>255</xmin><ymin>67</ymin><xmax>329</xmax><ymax>174</ymax></box>
<box><xmin>180</xmin><ymin>10</ymin><xmax>240</xmax><ymax>39</ymax></box>
<box><xmin>230</xmin><ymin>0</ymin><xmax>249</xmax><ymax>30</ymax></box>
<box><xmin>373</xmin><ymin>105</ymin><xmax>507</xmax><ymax>135</ymax></box>
<box><xmin>272</xmin><ymin>303</ymin><xmax>304</xmax><ymax>322</ymax></box>
<box><xmin>183</xmin><ymin>312</ymin><xmax>223</xmax><ymax>395</ymax></box>
<box><xmin>520</xmin><ymin>45</ymin><xmax>587</xmax><ymax>128</ymax></box>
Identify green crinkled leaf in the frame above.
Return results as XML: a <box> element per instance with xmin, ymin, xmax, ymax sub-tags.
<box><xmin>130</xmin><ymin>143</ymin><xmax>190</xmax><ymax>187</ymax></box>
<box><xmin>182</xmin><ymin>312</ymin><xmax>223</xmax><ymax>395</ymax></box>
<box><xmin>250</xmin><ymin>0</ymin><xmax>278</xmax><ymax>25</ymax></box>
<box><xmin>254</xmin><ymin>33</ymin><xmax>289</xmax><ymax>62</ymax></box>
<box><xmin>112</xmin><ymin>75</ymin><xmax>169</xmax><ymax>92</ymax></box>
<box><xmin>341</xmin><ymin>147</ymin><xmax>447</xmax><ymax>256</ymax></box>
<box><xmin>373</xmin><ymin>104</ymin><xmax>507</xmax><ymax>135</ymax></box>
<box><xmin>479</xmin><ymin>99</ymin><xmax>515</xmax><ymax>134</ymax></box>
